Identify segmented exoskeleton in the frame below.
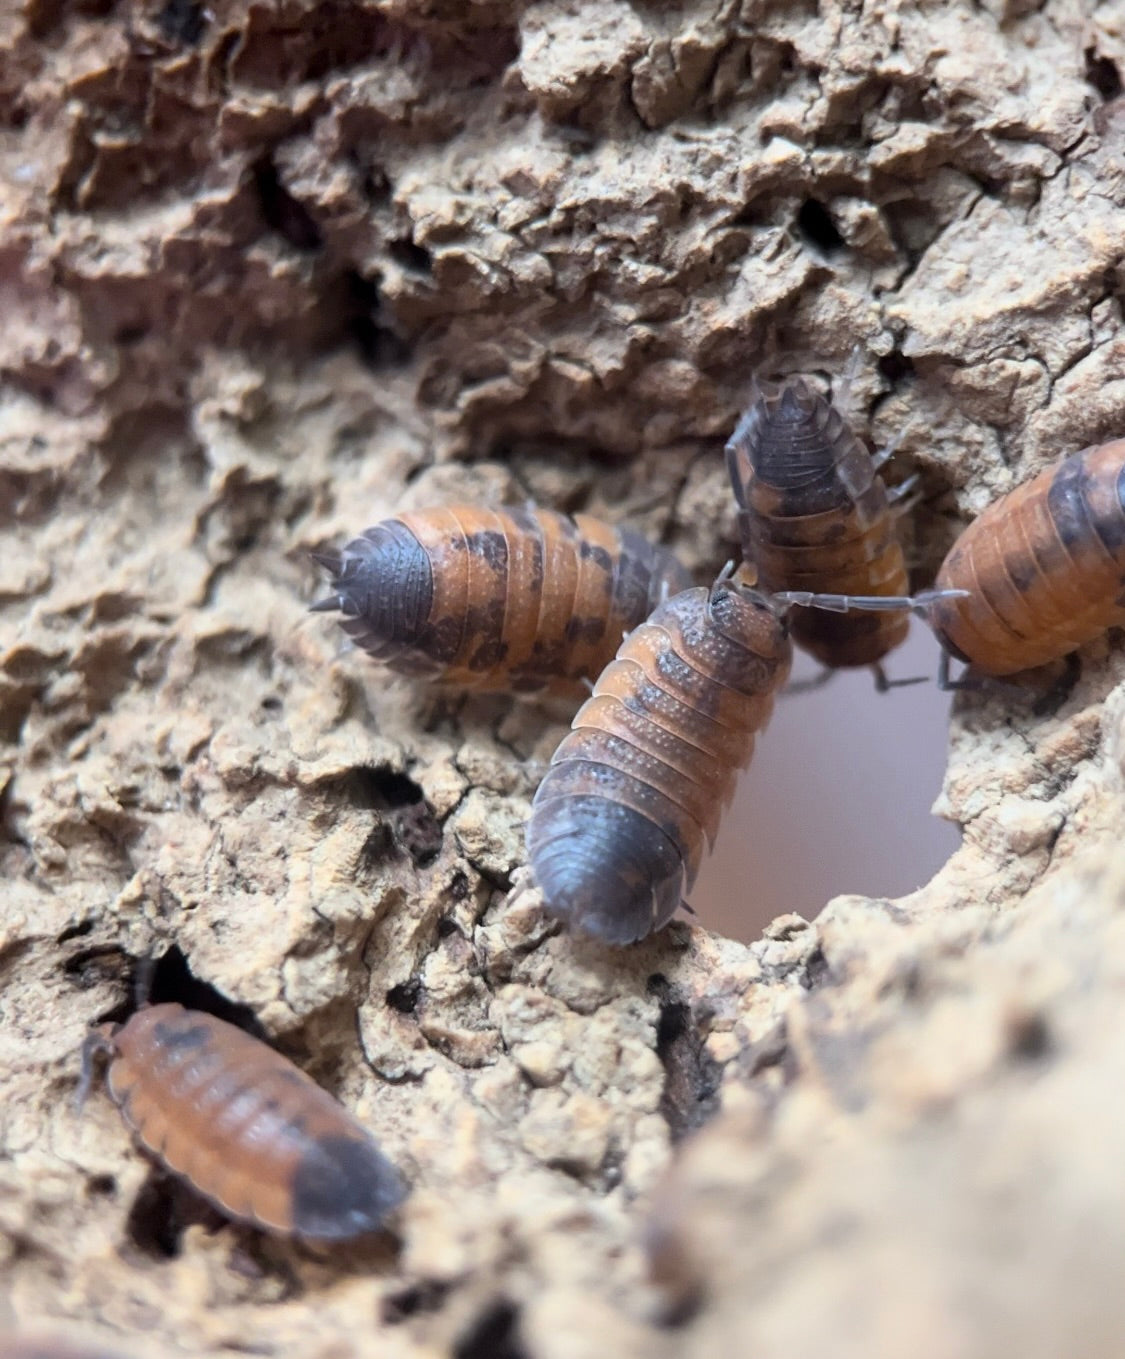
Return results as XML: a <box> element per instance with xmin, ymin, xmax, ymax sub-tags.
<box><xmin>312</xmin><ymin>505</ymin><xmax>692</xmax><ymax>699</ymax></box>
<box><xmin>526</xmin><ymin>577</ymin><xmax>792</xmax><ymax>944</ymax></box>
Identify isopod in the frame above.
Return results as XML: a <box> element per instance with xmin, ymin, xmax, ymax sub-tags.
<box><xmin>81</xmin><ymin>1003</ymin><xmax>406</xmax><ymax>1241</ymax></box>
<box><xmin>526</xmin><ymin>575</ymin><xmax>792</xmax><ymax>944</ymax></box>
<box><xmin>927</xmin><ymin>438</ymin><xmax>1125</xmax><ymax>679</ymax></box>
<box><xmin>725</xmin><ymin>376</ymin><xmax>917</xmax><ymax>688</ymax></box>
<box><xmin>312</xmin><ymin>505</ymin><xmax>691</xmax><ymax>699</ymax></box>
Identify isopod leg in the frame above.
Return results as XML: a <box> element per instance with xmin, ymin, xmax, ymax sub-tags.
<box><xmin>782</xmin><ymin>666</ymin><xmax>836</xmax><ymax>696</ymax></box>
<box><xmin>871</xmin><ymin>664</ymin><xmax>929</xmax><ymax>692</ymax></box>
<box><xmin>772</xmin><ymin>587</ymin><xmax>970</xmax><ymax>618</ymax></box>
<box><xmin>76</xmin><ymin>1029</ymin><xmax>116</xmax><ymax>1111</ymax></box>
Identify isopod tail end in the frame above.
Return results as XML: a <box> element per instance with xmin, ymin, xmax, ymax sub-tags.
<box><xmin>309</xmin><ymin>595</ymin><xmax>343</xmax><ymax>614</ymax></box>
<box><xmin>309</xmin><ymin>550</ymin><xmax>343</xmax><ymax>576</ymax></box>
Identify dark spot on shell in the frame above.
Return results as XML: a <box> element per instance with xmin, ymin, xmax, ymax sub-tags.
<box><xmin>468</xmin><ymin>530</ymin><xmax>508</xmax><ymax>572</ymax></box>
<box><xmin>1047</xmin><ymin>454</ymin><xmax>1098</xmax><ymax>550</ymax></box>
<box><xmin>577</xmin><ymin>540</ymin><xmax>613</xmax><ymax>572</ymax></box>
<box><xmin>564</xmin><ymin>615</ymin><xmax>604</xmax><ymax>645</ymax></box>
<box><xmin>150</xmin><ymin>1021</ymin><xmax>211</xmax><ymax>1053</ymax></box>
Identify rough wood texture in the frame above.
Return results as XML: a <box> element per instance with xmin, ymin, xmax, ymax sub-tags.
<box><xmin>2</xmin><ymin>2</ymin><xmax>1124</xmax><ymax>1355</ymax></box>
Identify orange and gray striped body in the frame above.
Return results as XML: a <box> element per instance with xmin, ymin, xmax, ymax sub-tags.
<box><xmin>313</xmin><ymin>506</ymin><xmax>692</xmax><ymax>700</ymax></box>
<box><xmin>95</xmin><ymin>1004</ymin><xmax>405</xmax><ymax>1240</ymax></box>
<box><xmin>930</xmin><ymin>439</ymin><xmax>1125</xmax><ymax>676</ymax></box>
<box><xmin>526</xmin><ymin>582</ymin><xmax>792</xmax><ymax>944</ymax></box>
<box><xmin>725</xmin><ymin>379</ymin><xmax>910</xmax><ymax>670</ymax></box>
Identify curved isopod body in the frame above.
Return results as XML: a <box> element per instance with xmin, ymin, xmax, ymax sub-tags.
<box><xmin>725</xmin><ymin>377</ymin><xmax>914</xmax><ymax>686</ymax></box>
<box><xmin>312</xmin><ymin>505</ymin><xmax>692</xmax><ymax>699</ymax></box>
<box><xmin>83</xmin><ymin>1003</ymin><xmax>406</xmax><ymax>1241</ymax></box>
<box><xmin>928</xmin><ymin>438</ymin><xmax>1125</xmax><ymax>677</ymax></box>
<box><xmin>526</xmin><ymin>580</ymin><xmax>792</xmax><ymax>945</ymax></box>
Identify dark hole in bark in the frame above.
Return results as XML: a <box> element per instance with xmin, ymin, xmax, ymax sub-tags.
<box><xmin>331</xmin><ymin>766</ymin><xmax>443</xmax><ymax>868</ymax></box>
<box><xmin>796</xmin><ymin>198</ymin><xmax>845</xmax><ymax>254</ymax></box>
<box><xmin>648</xmin><ymin>974</ymin><xmax>722</xmax><ymax>1141</ymax></box>
<box><xmin>1007</xmin><ymin>1010</ymin><xmax>1053</xmax><ymax>1061</ymax></box>
<box><xmin>143</xmin><ymin>945</ymin><xmax>270</xmax><ymax>1040</ymax></box>
<box><xmin>388</xmin><ymin>236</ymin><xmax>433</xmax><ymax>273</ymax></box>
<box><xmin>877</xmin><ymin>349</ymin><xmax>915</xmax><ymax>384</ymax></box>
<box><xmin>57</xmin><ymin>918</ymin><xmax>95</xmax><ymax>943</ymax></box>
<box><xmin>155</xmin><ymin>0</ymin><xmax>208</xmax><ymax>44</ymax></box>
<box><xmin>382</xmin><ymin>1279</ymin><xmax>451</xmax><ymax>1323</ymax></box>
<box><xmin>385</xmin><ymin>977</ymin><xmax>423</xmax><ymax>1014</ymax></box>
<box><xmin>1084</xmin><ymin>47</ymin><xmax>1123</xmax><ymax>101</ymax></box>
<box><xmin>345</xmin><ymin>270</ymin><xmax>410</xmax><ymax>368</ymax></box>
<box><xmin>252</xmin><ymin>157</ymin><xmax>323</xmax><ymax>252</ymax></box>
<box><xmin>453</xmin><ymin>1300</ymin><xmax>525</xmax><ymax>1359</ymax></box>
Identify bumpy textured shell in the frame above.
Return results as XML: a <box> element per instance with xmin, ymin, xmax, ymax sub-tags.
<box><xmin>526</xmin><ymin>583</ymin><xmax>792</xmax><ymax>945</ymax></box>
<box><xmin>725</xmin><ymin>378</ymin><xmax>910</xmax><ymax>669</ymax></box>
<box><xmin>104</xmin><ymin>1004</ymin><xmax>406</xmax><ymax>1240</ymax></box>
<box><xmin>931</xmin><ymin>439</ymin><xmax>1125</xmax><ymax>676</ymax></box>
<box><xmin>314</xmin><ymin>505</ymin><xmax>692</xmax><ymax>699</ymax></box>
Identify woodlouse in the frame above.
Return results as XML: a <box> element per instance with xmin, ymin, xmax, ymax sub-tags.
<box><xmin>725</xmin><ymin>376</ymin><xmax>918</xmax><ymax>688</ymax></box>
<box><xmin>526</xmin><ymin>575</ymin><xmax>792</xmax><ymax>945</ymax></box>
<box><xmin>81</xmin><ymin>1003</ymin><xmax>406</xmax><ymax>1241</ymax></box>
<box><xmin>927</xmin><ymin>438</ymin><xmax>1125</xmax><ymax>680</ymax></box>
<box><xmin>312</xmin><ymin>505</ymin><xmax>692</xmax><ymax>699</ymax></box>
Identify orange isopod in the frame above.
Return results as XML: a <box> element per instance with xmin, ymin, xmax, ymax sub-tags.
<box><xmin>82</xmin><ymin>1003</ymin><xmax>406</xmax><ymax>1241</ymax></box>
<box><xmin>725</xmin><ymin>377</ymin><xmax>916</xmax><ymax>688</ymax></box>
<box><xmin>312</xmin><ymin>505</ymin><xmax>692</xmax><ymax>699</ymax></box>
<box><xmin>927</xmin><ymin>438</ymin><xmax>1125</xmax><ymax>679</ymax></box>
<box><xmin>526</xmin><ymin>576</ymin><xmax>792</xmax><ymax>944</ymax></box>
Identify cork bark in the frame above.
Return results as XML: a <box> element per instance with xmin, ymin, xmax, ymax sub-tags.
<box><xmin>2</xmin><ymin>1</ymin><xmax>1124</xmax><ymax>1355</ymax></box>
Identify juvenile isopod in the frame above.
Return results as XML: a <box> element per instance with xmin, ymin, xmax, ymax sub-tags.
<box><xmin>526</xmin><ymin>575</ymin><xmax>792</xmax><ymax>944</ymax></box>
<box><xmin>312</xmin><ymin>505</ymin><xmax>692</xmax><ymax>699</ymax></box>
<box><xmin>725</xmin><ymin>376</ymin><xmax>918</xmax><ymax>688</ymax></box>
<box><xmin>926</xmin><ymin>438</ymin><xmax>1125</xmax><ymax>680</ymax></box>
<box><xmin>81</xmin><ymin>1003</ymin><xmax>406</xmax><ymax>1241</ymax></box>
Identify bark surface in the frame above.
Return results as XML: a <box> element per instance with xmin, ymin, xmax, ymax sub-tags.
<box><xmin>2</xmin><ymin>1</ymin><xmax>1124</xmax><ymax>1355</ymax></box>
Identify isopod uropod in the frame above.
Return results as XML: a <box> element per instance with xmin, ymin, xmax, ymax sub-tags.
<box><xmin>312</xmin><ymin>505</ymin><xmax>692</xmax><ymax>699</ymax></box>
<box><xmin>81</xmin><ymin>1003</ymin><xmax>406</xmax><ymax>1241</ymax></box>
<box><xmin>526</xmin><ymin>577</ymin><xmax>792</xmax><ymax>945</ymax></box>
<box><xmin>725</xmin><ymin>376</ymin><xmax>916</xmax><ymax>688</ymax></box>
<box><xmin>927</xmin><ymin>438</ymin><xmax>1125</xmax><ymax>679</ymax></box>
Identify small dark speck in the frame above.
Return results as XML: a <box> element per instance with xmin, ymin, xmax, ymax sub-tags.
<box><xmin>385</xmin><ymin>977</ymin><xmax>423</xmax><ymax>1014</ymax></box>
<box><xmin>802</xmin><ymin>946</ymin><xmax>830</xmax><ymax>989</ymax></box>
<box><xmin>1006</xmin><ymin>1009</ymin><xmax>1052</xmax><ymax>1061</ymax></box>
<box><xmin>383</xmin><ymin>1279</ymin><xmax>451</xmax><ymax>1324</ymax></box>
<box><xmin>261</xmin><ymin>696</ymin><xmax>282</xmax><ymax>712</ymax></box>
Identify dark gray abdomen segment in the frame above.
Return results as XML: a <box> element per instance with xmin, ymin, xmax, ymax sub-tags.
<box><xmin>333</xmin><ymin>521</ymin><xmax>437</xmax><ymax>671</ymax></box>
<box><xmin>526</xmin><ymin>792</ymin><xmax>685</xmax><ymax>946</ymax></box>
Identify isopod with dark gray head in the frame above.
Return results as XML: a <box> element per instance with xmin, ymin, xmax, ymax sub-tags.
<box><xmin>311</xmin><ymin>504</ymin><xmax>691</xmax><ymax>700</ymax></box>
<box><xmin>526</xmin><ymin>574</ymin><xmax>793</xmax><ymax>945</ymax></box>
<box><xmin>80</xmin><ymin>1002</ymin><xmax>406</xmax><ymax>1242</ymax></box>
<box><xmin>725</xmin><ymin>376</ymin><xmax>918</xmax><ymax>690</ymax></box>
